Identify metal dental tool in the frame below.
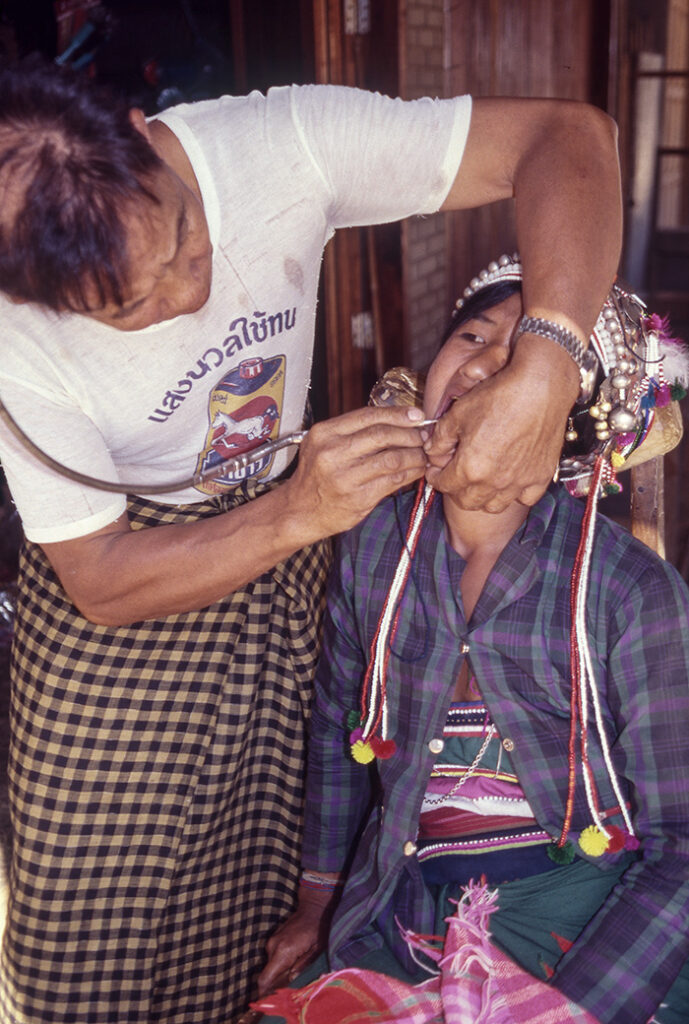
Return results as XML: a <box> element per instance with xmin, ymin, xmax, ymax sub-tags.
<box><xmin>0</xmin><ymin>396</ymin><xmax>307</xmax><ymax>495</ymax></box>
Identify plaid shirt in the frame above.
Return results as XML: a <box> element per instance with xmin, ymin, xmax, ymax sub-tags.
<box><xmin>302</xmin><ymin>484</ymin><xmax>689</xmax><ymax>1024</ymax></box>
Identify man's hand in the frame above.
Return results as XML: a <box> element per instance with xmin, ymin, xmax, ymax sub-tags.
<box><xmin>282</xmin><ymin>405</ymin><xmax>428</xmax><ymax>541</ymax></box>
<box><xmin>256</xmin><ymin>884</ymin><xmax>336</xmax><ymax>998</ymax></box>
<box><xmin>424</xmin><ymin>333</ymin><xmax>579</xmax><ymax>512</ymax></box>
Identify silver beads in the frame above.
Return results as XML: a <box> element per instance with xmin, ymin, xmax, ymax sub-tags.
<box><xmin>565</xmin><ymin>416</ymin><xmax>578</xmax><ymax>442</ymax></box>
<box><xmin>588</xmin><ymin>345</ymin><xmax>640</xmax><ymax>439</ymax></box>
<box><xmin>608</xmin><ymin>406</ymin><xmax>639</xmax><ymax>433</ymax></box>
<box><xmin>455</xmin><ymin>253</ymin><xmax>522</xmax><ymax>309</ymax></box>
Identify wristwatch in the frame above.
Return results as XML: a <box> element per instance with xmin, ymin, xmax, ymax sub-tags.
<box><xmin>516</xmin><ymin>315</ymin><xmax>598</xmax><ymax>403</ymax></box>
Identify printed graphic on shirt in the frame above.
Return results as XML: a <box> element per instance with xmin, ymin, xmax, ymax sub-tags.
<box><xmin>146</xmin><ymin>307</ymin><xmax>297</xmax><ymax>424</ymax></box>
<box><xmin>194</xmin><ymin>355</ymin><xmax>286</xmax><ymax>494</ymax></box>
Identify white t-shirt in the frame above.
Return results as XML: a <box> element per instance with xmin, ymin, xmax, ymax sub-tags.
<box><xmin>0</xmin><ymin>85</ymin><xmax>471</xmax><ymax>543</ymax></box>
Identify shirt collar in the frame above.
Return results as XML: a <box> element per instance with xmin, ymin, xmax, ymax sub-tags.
<box><xmin>518</xmin><ymin>484</ymin><xmax>559</xmax><ymax>547</ymax></box>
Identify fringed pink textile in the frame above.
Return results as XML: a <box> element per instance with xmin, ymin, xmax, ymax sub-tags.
<box><xmin>437</xmin><ymin>882</ymin><xmax>598</xmax><ymax>1022</ymax></box>
<box><xmin>252</xmin><ymin>882</ymin><xmax>600</xmax><ymax>1023</ymax></box>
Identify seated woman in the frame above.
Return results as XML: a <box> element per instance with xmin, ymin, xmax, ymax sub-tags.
<box><xmin>255</xmin><ymin>256</ymin><xmax>689</xmax><ymax>1024</ymax></box>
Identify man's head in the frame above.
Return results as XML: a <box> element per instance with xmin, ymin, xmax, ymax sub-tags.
<box><xmin>0</xmin><ymin>55</ymin><xmax>193</xmax><ymax>319</ymax></box>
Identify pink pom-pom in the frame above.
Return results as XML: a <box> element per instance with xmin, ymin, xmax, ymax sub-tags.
<box><xmin>655</xmin><ymin>384</ymin><xmax>671</xmax><ymax>408</ymax></box>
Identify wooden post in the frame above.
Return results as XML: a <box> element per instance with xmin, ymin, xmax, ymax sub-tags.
<box><xmin>311</xmin><ymin>0</ymin><xmax>370</xmax><ymax>416</ymax></box>
<box><xmin>228</xmin><ymin>0</ymin><xmax>247</xmax><ymax>94</ymax></box>
<box><xmin>630</xmin><ymin>457</ymin><xmax>666</xmax><ymax>558</ymax></box>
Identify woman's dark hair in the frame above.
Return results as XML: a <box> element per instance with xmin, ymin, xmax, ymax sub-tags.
<box><xmin>439</xmin><ymin>279</ymin><xmax>523</xmax><ymax>348</ymax></box>
<box><xmin>0</xmin><ymin>54</ymin><xmax>164</xmax><ymax>312</ymax></box>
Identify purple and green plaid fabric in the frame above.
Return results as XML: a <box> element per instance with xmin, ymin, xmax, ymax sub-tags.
<box><xmin>301</xmin><ymin>484</ymin><xmax>689</xmax><ymax>1024</ymax></box>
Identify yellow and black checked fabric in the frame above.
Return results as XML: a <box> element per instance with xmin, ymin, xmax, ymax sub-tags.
<box><xmin>1</xmin><ymin>483</ymin><xmax>331</xmax><ymax>1023</ymax></box>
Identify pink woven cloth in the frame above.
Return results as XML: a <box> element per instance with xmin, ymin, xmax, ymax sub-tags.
<box><xmin>252</xmin><ymin>882</ymin><xmax>599</xmax><ymax>1023</ymax></box>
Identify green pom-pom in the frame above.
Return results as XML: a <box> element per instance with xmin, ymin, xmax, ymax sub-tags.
<box><xmin>670</xmin><ymin>383</ymin><xmax>687</xmax><ymax>402</ymax></box>
<box><xmin>346</xmin><ymin>710</ymin><xmax>362</xmax><ymax>730</ymax></box>
<box><xmin>547</xmin><ymin>841</ymin><xmax>576</xmax><ymax>865</ymax></box>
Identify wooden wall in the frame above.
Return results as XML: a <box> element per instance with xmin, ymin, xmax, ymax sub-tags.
<box><xmin>444</xmin><ymin>0</ymin><xmax>609</xmax><ymax>322</ymax></box>
<box><xmin>310</xmin><ymin>0</ymin><xmax>403</xmax><ymax>417</ymax></box>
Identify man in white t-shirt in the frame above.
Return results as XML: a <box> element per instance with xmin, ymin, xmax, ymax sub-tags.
<box><xmin>0</xmin><ymin>56</ymin><xmax>622</xmax><ymax>1024</ymax></box>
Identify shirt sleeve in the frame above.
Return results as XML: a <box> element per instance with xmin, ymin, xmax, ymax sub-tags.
<box><xmin>0</xmin><ymin>376</ymin><xmax>125</xmax><ymax>543</ymax></box>
<box><xmin>300</xmin><ymin>533</ymin><xmax>374</xmax><ymax>875</ymax></box>
<box><xmin>552</xmin><ymin>557</ymin><xmax>689</xmax><ymax>1024</ymax></box>
<box><xmin>284</xmin><ymin>84</ymin><xmax>472</xmax><ymax>228</ymax></box>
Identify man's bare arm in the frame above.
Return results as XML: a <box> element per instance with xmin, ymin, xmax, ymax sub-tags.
<box><xmin>42</xmin><ymin>407</ymin><xmax>426</xmax><ymax>626</ymax></box>
<box><xmin>429</xmin><ymin>98</ymin><xmax>621</xmax><ymax>510</ymax></box>
<box><xmin>441</xmin><ymin>97</ymin><xmax>621</xmax><ymax>336</ymax></box>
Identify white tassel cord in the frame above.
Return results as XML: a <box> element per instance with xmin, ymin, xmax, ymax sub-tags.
<box><xmin>572</xmin><ymin>460</ymin><xmax>635</xmax><ymax>839</ymax></box>
<box><xmin>362</xmin><ymin>483</ymin><xmax>435</xmax><ymax>741</ymax></box>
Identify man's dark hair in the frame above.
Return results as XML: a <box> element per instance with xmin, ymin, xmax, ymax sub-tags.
<box><xmin>0</xmin><ymin>55</ymin><xmax>164</xmax><ymax>312</ymax></box>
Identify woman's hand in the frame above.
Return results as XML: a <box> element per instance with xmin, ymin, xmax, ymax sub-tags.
<box><xmin>256</xmin><ymin>884</ymin><xmax>338</xmax><ymax>998</ymax></box>
<box><xmin>424</xmin><ymin>333</ymin><xmax>579</xmax><ymax>512</ymax></box>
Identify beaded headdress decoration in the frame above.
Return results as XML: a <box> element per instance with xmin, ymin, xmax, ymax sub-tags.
<box><xmin>350</xmin><ymin>255</ymin><xmax>689</xmax><ymax>862</ymax></box>
<box><xmin>458</xmin><ymin>253</ymin><xmax>688</xmax><ymax>498</ymax></box>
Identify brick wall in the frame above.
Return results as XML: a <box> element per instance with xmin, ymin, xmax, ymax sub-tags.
<box><xmin>400</xmin><ymin>0</ymin><xmax>449</xmax><ymax>370</ymax></box>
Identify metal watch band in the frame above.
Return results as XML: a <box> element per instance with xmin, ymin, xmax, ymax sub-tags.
<box><xmin>516</xmin><ymin>315</ymin><xmax>598</xmax><ymax>403</ymax></box>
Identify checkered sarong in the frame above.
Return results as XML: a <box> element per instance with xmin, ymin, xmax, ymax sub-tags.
<box><xmin>1</xmin><ymin>482</ymin><xmax>331</xmax><ymax>1023</ymax></box>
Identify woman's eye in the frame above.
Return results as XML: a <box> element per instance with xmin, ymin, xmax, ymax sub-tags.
<box><xmin>459</xmin><ymin>331</ymin><xmax>486</xmax><ymax>345</ymax></box>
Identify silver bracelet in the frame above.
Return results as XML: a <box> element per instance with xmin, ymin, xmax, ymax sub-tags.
<box><xmin>300</xmin><ymin>870</ymin><xmax>344</xmax><ymax>890</ymax></box>
<box><xmin>516</xmin><ymin>315</ymin><xmax>598</xmax><ymax>403</ymax></box>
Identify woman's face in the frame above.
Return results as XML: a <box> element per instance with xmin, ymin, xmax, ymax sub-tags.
<box><xmin>424</xmin><ymin>293</ymin><xmax>523</xmax><ymax>419</ymax></box>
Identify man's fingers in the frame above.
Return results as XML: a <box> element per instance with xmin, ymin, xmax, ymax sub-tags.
<box><xmin>324</xmin><ymin>404</ymin><xmax>426</xmax><ymax>438</ymax></box>
<box><xmin>423</xmin><ymin>403</ymin><xmax>463</xmax><ymax>456</ymax></box>
<box><xmin>285</xmin><ymin>406</ymin><xmax>430</xmax><ymax>540</ymax></box>
<box><xmin>349</xmin><ymin>445</ymin><xmax>426</xmax><ymax>484</ymax></box>
<box><xmin>309</xmin><ymin>420</ymin><xmax>427</xmax><ymax>467</ymax></box>
<box><xmin>517</xmin><ymin>481</ymin><xmax>552</xmax><ymax>508</ymax></box>
<box><xmin>426</xmin><ymin>456</ymin><xmax>530</xmax><ymax>513</ymax></box>
<box><xmin>305</xmin><ymin>428</ymin><xmax>426</xmax><ymax>498</ymax></box>
<box><xmin>427</xmin><ymin>469</ymin><xmax>550</xmax><ymax>513</ymax></box>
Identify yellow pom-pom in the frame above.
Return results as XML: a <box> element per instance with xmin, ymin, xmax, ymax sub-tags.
<box><xmin>610</xmin><ymin>452</ymin><xmax>626</xmax><ymax>469</ymax></box>
<box><xmin>351</xmin><ymin>740</ymin><xmax>376</xmax><ymax>764</ymax></box>
<box><xmin>579</xmin><ymin>825</ymin><xmax>609</xmax><ymax>857</ymax></box>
